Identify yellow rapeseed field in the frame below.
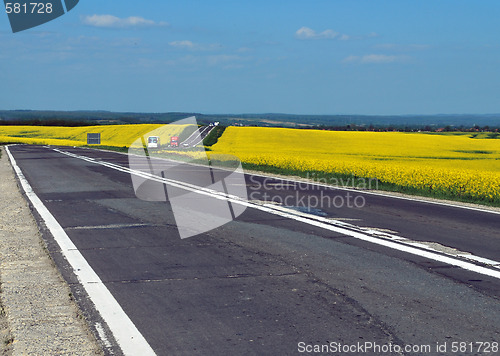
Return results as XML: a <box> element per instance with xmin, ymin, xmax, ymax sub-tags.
<box><xmin>2</xmin><ymin>124</ymin><xmax>499</xmax><ymax>203</ymax></box>
<box><xmin>211</xmin><ymin>127</ymin><xmax>500</xmax><ymax>203</ymax></box>
<box><xmin>0</xmin><ymin>124</ymin><xmax>192</xmax><ymax>147</ymax></box>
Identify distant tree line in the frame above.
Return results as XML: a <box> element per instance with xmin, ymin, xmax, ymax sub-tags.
<box><xmin>313</xmin><ymin>124</ymin><xmax>499</xmax><ymax>133</ymax></box>
<box><xmin>0</xmin><ymin>110</ymin><xmax>498</xmax><ymax>131</ymax></box>
<box><xmin>0</xmin><ymin>119</ymin><xmax>96</xmax><ymax>127</ymax></box>
<box><xmin>203</xmin><ymin>126</ymin><xmax>226</xmax><ymax>146</ymax></box>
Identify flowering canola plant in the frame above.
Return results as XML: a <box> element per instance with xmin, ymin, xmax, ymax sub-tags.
<box><xmin>0</xmin><ymin>124</ymin><xmax>192</xmax><ymax>147</ymax></box>
<box><xmin>2</xmin><ymin>124</ymin><xmax>499</xmax><ymax>203</ymax></box>
<box><xmin>211</xmin><ymin>127</ymin><xmax>500</xmax><ymax>203</ymax></box>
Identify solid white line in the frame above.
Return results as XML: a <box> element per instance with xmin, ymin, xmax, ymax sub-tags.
<box><xmin>77</xmin><ymin>145</ymin><xmax>500</xmax><ymax>216</ymax></box>
<box><xmin>6</xmin><ymin>146</ymin><xmax>156</xmax><ymax>356</ymax></box>
<box><xmin>68</xmin><ymin>223</ymin><xmax>151</xmax><ymax>230</ymax></box>
<box><xmin>53</xmin><ymin>147</ymin><xmax>500</xmax><ymax>280</ymax></box>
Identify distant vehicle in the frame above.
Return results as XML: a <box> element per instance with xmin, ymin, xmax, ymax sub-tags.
<box><xmin>147</xmin><ymin>136</ymin><xmax>160</xmax><ymax>149</ymax></box>
<box><xmin>170</xmin><ymin>136</ymin><xmax>179</xmax><ymax>147</ymax></box>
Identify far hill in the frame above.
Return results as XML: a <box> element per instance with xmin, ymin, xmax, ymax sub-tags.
<box><xmin>0</xmin><ymin>110</ymin><xmax>499</xmax><ymax>129</ymax></box>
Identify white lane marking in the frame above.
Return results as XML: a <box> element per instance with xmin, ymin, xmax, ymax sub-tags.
<box><xmin>53</xmin><ymin>147</ymin><xmax>500</xmax><ymax>280</ymax></box>
<box><xmin>77</xmin><ymin>145</ymin><xmax>500</xmax><ymax>216</ymax></box>
<box><xmin>6</xmin><ymin>146</ymin><xmax>156</xmax><ymax>356</ymax></box>
<box><xmin>67</xmin><ymin>223</ymin><xmax>152</xmax><ymax>230</ymax></box>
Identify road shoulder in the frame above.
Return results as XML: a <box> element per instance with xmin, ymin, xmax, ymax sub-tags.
<box><xmin>0</xmin><ymin>146</ymin><xmax>103</xmax><ymax>355</ymax></box>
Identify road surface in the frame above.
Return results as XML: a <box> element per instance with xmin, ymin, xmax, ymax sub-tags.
<box><xmin>7</xmin><ymin>144</ymin><xmax>500</xmax><ymax>356</ymax></box>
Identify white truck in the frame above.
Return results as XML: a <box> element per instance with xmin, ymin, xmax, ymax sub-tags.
<box><xmin>147</xmin><ymin>136</ymin><xmax>160</xmax><ymax>149</ymax></box>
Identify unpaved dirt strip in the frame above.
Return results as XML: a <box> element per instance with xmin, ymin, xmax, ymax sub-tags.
<box><xmin>0</xmin><ymin>147</ymin><xmax>103</xmax><ymax>355</ymax></box>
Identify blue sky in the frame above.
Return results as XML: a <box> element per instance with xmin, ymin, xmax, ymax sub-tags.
<box><xmin>1</xmin><ymin>0</ymin><xmax>500</xmax><ymax>115</ymax></box>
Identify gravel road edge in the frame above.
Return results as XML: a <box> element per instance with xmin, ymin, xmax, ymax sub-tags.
<box><xmin>0</xmin><ymin>146</ymin><xmax>104</xmax><ymax>355</ymax></box>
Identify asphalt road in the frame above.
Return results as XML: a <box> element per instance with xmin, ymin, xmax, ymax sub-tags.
<box><xmin>8</xmin><ymin>145</ymin><xmax>500</xmax><ymax>356</ymax></box>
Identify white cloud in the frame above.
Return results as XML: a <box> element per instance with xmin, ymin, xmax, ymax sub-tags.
<box><xmin>237</xmin><ymin>47</ymin><xmax>253</xmax><ymax>53</ymax></box>
<box><xmin>343</xmin><ymin>54</ymin><xmax>407</xmax><ymax>64</ymax></box>
<box><xmin>295</xmin><ymin>27</ymin><xmax>339</xmax><ymax>40</ymax></box>
<box><xmin>374</xmin><ymin>43</ymin><xmax>430</xmax><ymax>51</ymax></box>
<box><xmin>342</xmin><ymin>55</ymin><xmax>360</xmax><ymax>63</ymax></box>
<box><xmin>361</xmin><ymin>54</ymin><xmax>398</xmax><ymax>63</ymax></box>
<box><xmin>161</xmin><ymin>54</ymin><xmax>247</xmax><ymax>68</ymax></box>
<box><xmin>207</xmin><ymin>54</ymin><xmax>242</xmax><ymax>66</ymax></box>
<box><xmin>164</xmin><ymin>55</ymin><xmax>198</xmax><ymax>67</ymax></box>
<box><xmin>82</xmin><ymin>15</ymin><xmax>168</xmax><ymax>28</ymax></box>
<box><xmin>169</xmin><ymin>40</ymin><xmax>221</xmax><ymax>51</ymax></box>
<box><xmin>169</xmin><ymin>40</ymin><xmax>195</xmax><ymax>49</ymax></box>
